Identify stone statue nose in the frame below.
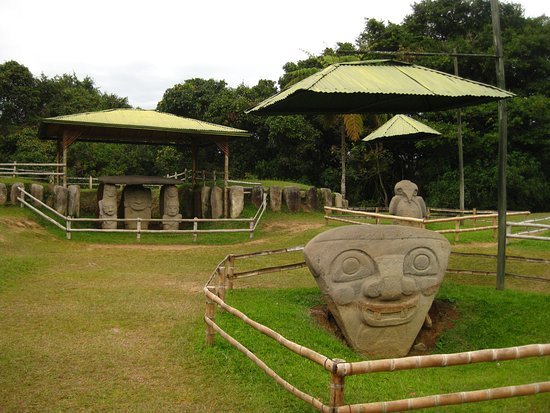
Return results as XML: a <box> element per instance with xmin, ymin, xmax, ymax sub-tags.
<box><xmin>379</xmin><ymin>276</ymin><xmax>402</xmax><ymax>300</ymax></box>
<box><xmin>363</xmin><ymin>258</ymin><xmax>405</xmax><ymax>301</ymax></box>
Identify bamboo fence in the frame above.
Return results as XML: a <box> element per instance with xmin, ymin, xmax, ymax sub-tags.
<box><xmin>203</xmin><ymin>247</ymin><xmax>550</xmax><ymax>412</ymax></box>
<box><xmin>16</xmin><ymin>187</ymin><xmax>267</xmax><ymax>240</ymax></box>
<box><xmin>324</xmin><ymin>206</ymin><xmax>530</xmax><ymax>242</ymax></box>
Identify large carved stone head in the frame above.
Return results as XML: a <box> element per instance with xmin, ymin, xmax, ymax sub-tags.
<box><xmin>304</xmin><ymin>225</ymin><xmax>450</xmax><ymax>358</ymax></box>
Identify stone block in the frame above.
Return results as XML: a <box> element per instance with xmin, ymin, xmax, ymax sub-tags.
<box><xmin>319</xmin><ymin>188</ymin><xmax>332</xmax><ymax>207</ymax></box>
<box><xmin>283</xmin><ymin>186</ymin><xmax>300</xmax><ymax>212</ymax></box>
<box><xmin>333</xmin><ymin>192</ymin><xmax>343</xmax><ymax>209</ymax></box>
<box><xmin>10</xmin><ymin>182</ymin><xmax>24</xmax><ymax>206</ymax></box>
<box><xmin>269</xmin><ymin>186</ymin><xmax>282</xmax><ymax>212</ymax></box>
<box><xmin>251</xmin><ymin>186</ymin><xmax>264</xmax><ymax>209</ymax></box>
<box><xmin>229</xmin><ymin>186</ymin><xmax>244</xmax><ymax>218</ymax></box>
<box><xmin>304</xmin><ymin>186</ymin><xmax>318</xmax><ymax>211</ymax></box>
<box><xmin>201</xmin><ymin>186</ymin><xmax>211</xmax><ymax>218</ymax></box>
<box><xmin>30</xmin><ymin>184</ymin><xmax>44</xmax><ymax>207</ymax></box>
<box><xmin>53</xmin><ymin>185</ymin><xmax>68</xmax><ymax>215</ymax></box>
<box><xmin>210</xmin><ymin>186</ymin><xmax>223</xmax><ymax>219</ymax></box>
<box><xmin>0</xmin><ymin>183</ymin><xmax>8</xmax><ymax>205</ymax></box>
<box><xmin>67</xmin><ymin>185</ymin><xmax>80</xmax><ymax>217</ymax></box>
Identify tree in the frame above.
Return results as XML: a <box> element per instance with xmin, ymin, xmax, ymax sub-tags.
<box><xmin>0</xmin><ymin>61</ymin><xmax>39</xmax><ymax>128</ymax></box>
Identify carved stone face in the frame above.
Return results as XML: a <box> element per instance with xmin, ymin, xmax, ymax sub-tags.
<box><xmin>304</xmin><ymin>225</ymin><xmax>450</xmax><ymax>358</ymax></box>
<box><xmin>124</xmin><ymin>185</ymin><xmax>151</xmax><ymax>211</ymax></box>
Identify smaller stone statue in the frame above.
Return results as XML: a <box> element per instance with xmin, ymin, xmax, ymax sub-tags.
<box><xmin>99</xmin><ymin>184</ymin><xmax>118</xmax><ymax>229</ymax></box>
<box><xmin>389</xmin><ymin>180</ymin><xmax>427</xmax><ymax>226</ymax></box>
<box><xmin>161</xmin><ymin>185</ymin><xmax>182</xmax><ymax>230</ymax></box>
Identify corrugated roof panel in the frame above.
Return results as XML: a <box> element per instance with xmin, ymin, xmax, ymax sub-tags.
<box><xmin>43</xmin><ymin>109</ymin><xmax>249</xmax><ymax>137</ymax></box>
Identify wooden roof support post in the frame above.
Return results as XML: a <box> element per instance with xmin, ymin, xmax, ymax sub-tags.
<box><xmin>224</xmin><ymin>145</ymin><xmax>229</xmax><ymax>218</ymax></box>
<box><xmin>56</xmin><ymin>139</ymin><xmax>63</xmax><ymax>186</ymax></box>
<box><xmin>192</xmin><ymin>143</ymin><xmax>197</xmax><ymax>187</ymax></box>
<box><xmin>61</xmin><ymin>128</ymin><xmax>82</xmax><ymax>188</ymax></box>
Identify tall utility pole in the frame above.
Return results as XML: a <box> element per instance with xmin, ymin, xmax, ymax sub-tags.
<box><xmin>490</xmin><ymin>0</ymin><xmax>508</xmax><ymax>290</ymax></box>
<box><xmin>453</xmin><ymin>49</ymin><xmax>465</xmax><ymax>212</ymax></box>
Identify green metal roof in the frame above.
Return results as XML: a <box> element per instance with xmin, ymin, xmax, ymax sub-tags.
<box><xmin>39</xmin><ymin>109</ymin><xmax>250</xmax><ymax>145</ymax></box>
<box><xmin>247</xmin><ymin>60</ymin><xmax>515</xmax><ymax>115</ymax></box>
<box><xmin>363</xmin><ymin>114</ymin><xmax>441</xmax><ymax>142</ymax></box>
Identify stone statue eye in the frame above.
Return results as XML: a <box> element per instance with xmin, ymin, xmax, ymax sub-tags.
<box><xmin>331</xmin><ymin>250</ymin><xmax>376</xmax><ymax>283</ymax></box>
<box><xmin>404</xmin><ymin>248</ymin><xmax>439</xmax><ymax>276</ymax></box>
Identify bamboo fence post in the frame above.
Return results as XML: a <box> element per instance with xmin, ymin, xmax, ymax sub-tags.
<box><xmin>493</xmin><ymin>215</ymin><xmax>498</xmax><ymax>238</ymax></box>
<box><xmin>18</xmin><ymin>186</ymin><xmax>24</xmax><ymax>208</ymax></box>
<box><xmin>205</xmin><ymin>296</ymin><xmax>216</xmax><ymax>346</ymax></box>
<box><xmin>217</xmin><ymin>266</ymin><xmax>227</xmax><ymax>310</ymax></box>
<box><xmin>136</xmin><ymin>219</ymin><xmax>141</xmax><ymax>241</ymax></box>
<box><xmin>329</xmin><ymin>359</ymin><xmax>346</xmax><ymax>410</ymax></box>
<box><xmin>89</xmin><ymin>176</ymin><xmax>93</xmax><ymax>189</ymax></box>
<box><xmin>473</xmin><ymin>208</ymin><xmax>477</xmax><ymax>227</ymax></box>
<box><xmin>226</xmin><ymin>255</ymin><xmax>235</xmax><ymax>290</ymax></box>
<box><xmin>193</xmin><ymin>217</ymin><xmax>198</xmax><ymax>242</ymax></box>
<box><xmin>66</xmin><ymin>218</ymin><xmax>71</xmax><ymax>240</ymax></box>
<box><xmin>249</xmin><ymin>220</ymin><xmax>254</xmax><ymax>239</ymax></box>
<box><xmin>375</xmin><ymin>207</ymin><xmax>380</xmax><ymax>225</ymax></box>
<box><xmin>12</xmin><ymin>161</ymin><xmax>17</xmax><ymax>178</ymax></box>
<box><xmin>455</xmin><ymin>220</ymin><xmax>460</xmax><ymax>242</ymax></box>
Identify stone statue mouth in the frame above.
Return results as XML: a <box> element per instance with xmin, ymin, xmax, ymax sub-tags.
<box><xmin>356</xmin><ymin>294</ymin><xmax>419</xmax><ymax>327</ymax></box>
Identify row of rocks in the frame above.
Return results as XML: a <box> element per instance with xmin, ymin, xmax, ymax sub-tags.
<box><xmin>0</xmin><ymin>182</ymin><xmax>81</xmax><ymax>217</ymax></box>
<box><xmin>178</xmin><ymin>185</ymin><xmax>346</xmax><ymax>219</ymax></box>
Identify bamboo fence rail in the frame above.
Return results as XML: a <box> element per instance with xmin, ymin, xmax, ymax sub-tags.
<box><xmin>16</xmin><ymin>187</ymin><xmax>267</xmax><ymax>240</ymax></box>
<box><xmin>203</xmin><ymin>247</ymin><xmax>550</xmax><ymax>412</ymax></box>
<box><xmin>324</xmin><ymin>206</ymin><xmax>530</xmax><ymax>241</ymax></box>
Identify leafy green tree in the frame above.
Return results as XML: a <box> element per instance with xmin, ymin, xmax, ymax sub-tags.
<box><xmin>0</xmin><ymin>61</ymin><xmax>40</xmax><ymax>128</ymax></box>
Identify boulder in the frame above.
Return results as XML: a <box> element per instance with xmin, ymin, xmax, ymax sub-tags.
<box><xmin>10</xmin><ymin>182</ymin><xmax>24</xmax><ymax>206</ymax></box>
<box><xmin>67</xmin><ymin>185</ymin><xmax>80</xmax><ymax>217</ymax></box>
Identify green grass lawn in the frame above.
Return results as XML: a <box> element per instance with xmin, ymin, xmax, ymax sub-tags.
<box><xmin>0</xmin><ymin>204</ymin><xmax>548</xmax><ymax>412</ymax></box>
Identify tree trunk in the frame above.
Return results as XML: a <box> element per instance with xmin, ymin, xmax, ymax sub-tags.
<box><xmin>340</xmin><ymin>125</ymin><xmax>346</xmax><ymax>199</ymax></box>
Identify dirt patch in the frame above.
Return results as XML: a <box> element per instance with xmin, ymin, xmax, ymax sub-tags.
<box><xmin>0</xmin><ymin>217</ymin><xmax>44</xmax><ymax>231</ymax></box>
<box><xmin>85</xmin><ymin>243</ymin><xmax>210</xmax><ymax>251</ymax></box>
<box><xmin>309</xmin><ymin>299</ymin><xmax>459</xmax><ymax>356</ymax></box>
<box><xmin>263</xmin><ymin>220</ymin><xmax>324</xmax><ymax>234</ymax></box>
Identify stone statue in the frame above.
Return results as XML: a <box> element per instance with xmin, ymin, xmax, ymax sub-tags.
<box><xmin>304</xmin><ymin>225</ymin><xmax>450</xmax><ymax>358</ymax></box>
<box><xmin>123</xmin><ymin>185</ymin><xmax>152</xmax><ymax>229</ymax></box>
<box><xmin>161</xmin><ymin>185</ymin><xmax>181</xmax><ymax>230</ymax></box>
<box><xmin>99</xmin><ymin>184</ymin><xmax>118</xmax><ymax>229</ymax></box>
<box><xmin>389</xmin><ymin>180</ymin><xmax>427</xmax><ymax>226</ymax></box>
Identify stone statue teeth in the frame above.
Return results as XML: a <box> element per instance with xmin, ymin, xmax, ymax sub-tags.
<box><xmin>304</xmin><ymin>225</ymin><xmax>450</xmax><ymax>358</ymax></box>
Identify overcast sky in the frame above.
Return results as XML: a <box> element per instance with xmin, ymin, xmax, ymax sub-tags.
<box><xmin>1</xmin><ymin>0</ymin><xmax>547</xmax><ymax>109</ymax></box>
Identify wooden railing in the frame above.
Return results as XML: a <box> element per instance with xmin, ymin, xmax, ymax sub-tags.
<box><xmin>15</xmin><ymin>186</ymin><xmax>267</xmax><ymax>241</ymax></box>
<box><xmin>507</xmin><ymin>217</ymin><xmax>550</xmax><ymax>242</ymax></box>
<box><xmin>203</xmin><ymin>247</ymin><xmax>550</xmax><ymax>412</ymax></box>
<box><xmin>324</xmin><ymin>206</ymin><xmax>530</xmax><ymax>242</ymax></box>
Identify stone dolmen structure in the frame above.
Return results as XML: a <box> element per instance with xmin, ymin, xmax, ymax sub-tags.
<box><xmin>304</xmin><ymin>224</ymin><xmax>451</xmax><ymax>358</ymax></box>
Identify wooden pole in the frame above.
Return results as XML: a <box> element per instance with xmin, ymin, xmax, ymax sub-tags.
<box><xmin>453</xmin><ymin>49</ymin><xmax>465</xmax><ymax>213</ymax></box>
<box><xmin>224</xmin><ymin>142</ymin><xmax>229</xmax><ymax>218</ymax></box>
<box><xmin>192</xmin><ymin>144</ymin><xmax>197</xmax><ymax>187</ymax></box>
<box><xmin>226</xmin><ymin>255</ymin><xmax>235</xmax><ymax>290</ymax></box>
<box><xmin>491</xmin><ymin>0</ymin><xmax>508</xmax><ymax>290</ymax></box>
<box><xmin>205</xmin><ymin>296</ymin><xmax>216</xmax><ymax>346</ymax></box>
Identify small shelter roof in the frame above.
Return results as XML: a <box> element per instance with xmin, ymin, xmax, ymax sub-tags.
<box><xmin>39</xmin><ymin>108</ymin><xmax>250</xmax><ymax>146</ymax></box>
<box><xmin>247</xmin><ymin>60</ymin><xmax>515</xmax><ymax>115</ymax></box>
<box><xmin>363</xmin><ymin>114</ymin><xmax>441</xmax><ymax>143</ymax></box>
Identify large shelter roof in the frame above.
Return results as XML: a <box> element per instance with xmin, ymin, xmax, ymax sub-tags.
<box><xmin>39</xmin><ymin>108</ymin><xmax>250</xmax><ymax>146</ymax></box>
<box><xmin>247</xmin><ymin>60</ymin><xmax>515</xmax><ymax>115</ymax></box>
